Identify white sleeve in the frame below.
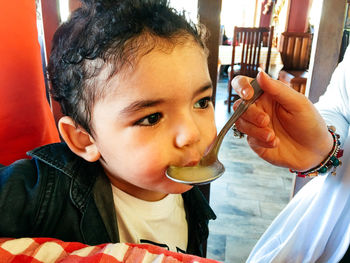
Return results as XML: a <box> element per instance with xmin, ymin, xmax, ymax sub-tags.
<box><xmin>247</xmin><ymin>138</ymin><xmax>350</xmax><ymax>263</ymax></box>
<box><xmin>315</xmin><ymin>47</ymin><xmax>350</xmax><ymax>143</ymax></box>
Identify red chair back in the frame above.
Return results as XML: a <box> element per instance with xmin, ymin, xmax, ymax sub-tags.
<box><xmin>0</xmin><ymin>1</ymin><xmax>60</xmax><ymax>165</ymax></box>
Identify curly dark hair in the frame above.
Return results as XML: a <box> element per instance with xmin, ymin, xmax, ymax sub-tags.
<box><xmin>48</xmin><ymin>0</ymin><xmax>208</xmax><ymax>135</ymax></box>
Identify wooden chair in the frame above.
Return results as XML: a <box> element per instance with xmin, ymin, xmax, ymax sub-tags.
<box><xmin>278</xmin><ymin>32</ymin><xmax>313</xmax><ymax>94</ymax></box>
<box><xmin>227</xmin><ymin>26</ymin><xmax>274</xmax><ymax>112</ymax></box>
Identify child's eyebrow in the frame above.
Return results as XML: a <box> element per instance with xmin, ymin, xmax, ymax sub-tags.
<box><xmin>120</xmin><ymin>99</ymin><xmax>165</xmax><ymax>115</ymax></box>
<box><xmin>120</xmin><ymin>82</ymin><xmax>213</xmax><ymax>116</ymax></box>
<box><xmin>193</xmin><ymin>82</ymin><xmax>213</xmax><ymax>98</ymax></box>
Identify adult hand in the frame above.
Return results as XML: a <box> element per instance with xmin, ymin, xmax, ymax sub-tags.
<box><xmin>232</xmin><ymin>72</ymin><xmax>333</xmax><ymax>171</ymax></box>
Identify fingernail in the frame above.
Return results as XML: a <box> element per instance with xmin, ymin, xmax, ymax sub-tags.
<box><xmin>265</xmin><ymin>132</ymin><xmax>272</xmax><ymax>142</ymax></box>
<box><xmin>271</xmin><ymin>138</ymin><xmax>278</xmax><ymax>147</ymax></box>
<box><xmin>257</xmin><ymin>114</ymin><xmax>268</xmax><ymax>126</ymax></box>
<box><xmin>258</xmin><ymin>71</ymin><xmax>268</xmax><ymax>80</ymax></box>
<box><xmin>242</xmin><ymin>88</ymin><xmax>249</xmax><ymax>99</ymax></box>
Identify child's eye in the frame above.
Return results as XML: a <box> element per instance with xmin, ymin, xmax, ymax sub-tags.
<box><xmin>194</xmin><ymin>97</ymin><xmax>212</xmax><ymax>109</ymax></box>
<box><xmin>134</xmin><ymin>113</ymin><xmax>163</xmax><ymax>126</ymax></box>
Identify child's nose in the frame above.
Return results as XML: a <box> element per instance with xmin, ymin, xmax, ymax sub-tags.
<box><xmin>174</xmin><ymin>115</ymin><xmax>201</xmax><ymax>148</ymax></box>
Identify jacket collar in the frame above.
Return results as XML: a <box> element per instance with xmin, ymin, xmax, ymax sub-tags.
<box><xmin>27</xmin><ymin>142</ymin><xmax>95</xmax><ymax>179</ymax></box>
<box><xmin>27</xmin><ymin>143</ymin><xmax>101</xmax><ymax>211</ymax></box>
<box><xmin>28</xmin><ymin>143</ymin><xmax>119</xmax><ymax>243</ymax></box>
<box><xmin>183</xmin><ymin>187</ymin><xmax>216</xmax><ymax>224</ymax></box>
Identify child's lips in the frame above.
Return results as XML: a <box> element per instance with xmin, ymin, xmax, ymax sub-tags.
<box><xmin>170</xmin><ymin>141</ymin><xmax>216</xmax><ymax>168</ymax></box>
<box><xmin>178</xmin><ymin>142</ymin><xmax>216</xmax><ymax>167</ymax></box>
<box><xmin>170</xmin><ymin>153</ymin><xmax>201</xmax><ymax>168</ymax></box>
<box><xmin>183</xmin><ymin>160</ymin><xmax>200</xmax><ymax>167</ymax></box>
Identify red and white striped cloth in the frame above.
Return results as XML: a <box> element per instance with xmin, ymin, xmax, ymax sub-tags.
<box><xmin>0</xmin><ymin>237</ymin><xmax>220</xmax><ymax>263</ymax></box>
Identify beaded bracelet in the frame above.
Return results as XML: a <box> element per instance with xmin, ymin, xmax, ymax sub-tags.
<box><xmin>289</xmin><ymin>126</ymin><xmax>344</xmax><ymax>178</ymax></box>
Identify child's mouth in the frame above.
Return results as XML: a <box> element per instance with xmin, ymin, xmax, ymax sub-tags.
<box><xmin>183</xmin><ymin>160</ymin><xmax>200</xmax><ymax>167</ymax></box>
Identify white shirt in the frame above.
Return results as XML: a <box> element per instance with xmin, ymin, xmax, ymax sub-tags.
<box><xmin>247</xmin><ymin>47</ymin><xmax>350</xmax><ymax>263</ymax></box>
<box><xmin>111</xmin><ymin>185</ymin><xmax>188</xmax><ymax>253</ymax></box>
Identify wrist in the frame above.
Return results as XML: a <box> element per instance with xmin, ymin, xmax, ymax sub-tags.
<box><xmin>312</xmin><ymin>126</ymin><xmax>334</xmax><ymax>169</ymax></box>
<box><xmin>290</xmin><ymin>126</ymin><xmax>343</xmax><ymax>177</ymax></box>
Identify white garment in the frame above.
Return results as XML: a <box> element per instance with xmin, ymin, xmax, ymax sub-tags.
<box><xmin>111</xmin><ymin>185</ymin><xmax>188</xmax><ymax>253</ymax></box>
<box><xmin>247</xmin><ymin>48</ymin><xmax>350</xmax><ymax>263</ymax></box>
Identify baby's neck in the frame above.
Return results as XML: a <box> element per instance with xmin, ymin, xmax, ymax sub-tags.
<box><xmin>131</xmin><ymin>189</ymin><xmax>168</xmax><ymax>202</ymax></box>
<box><xmin>109</xmin><ymin>177</ymin><xmax>168</xmax><ymax>201</ymax></box>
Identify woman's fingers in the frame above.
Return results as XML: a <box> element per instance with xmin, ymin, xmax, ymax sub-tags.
<box><xmin>247</xmin><ymin>136</ymin><xmax>280</xmax><ymax>157</ymax></box>
<box><xmin>235</xmin><ymin>117</ymin><xmax>277</xmax><ymax>146</ymax></box>
<box><xmin>256</xmin><ymin>71</ymin><xmax>308</xmax><ymax>113</ymax></box>
<box><xmin>232</xmin><ymin>99</ymin><xmax>270</xmax><ymax>128</ymax></box>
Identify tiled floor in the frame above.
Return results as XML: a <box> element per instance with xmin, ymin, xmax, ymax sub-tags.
<box><xmin>206</xmin><ymin>77</ymin><xmax>294</xmax><ymax>262</ymax></box>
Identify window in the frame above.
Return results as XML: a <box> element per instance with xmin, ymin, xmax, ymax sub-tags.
<box><xmin>221</xmin><ymin>0</ymin><xmax>258</xmax><ymax>39</ymax></box>
<box><xmin>169</xmin><ymin>0</ymin><xmax>198</xmax><ymax>23</ymax></box>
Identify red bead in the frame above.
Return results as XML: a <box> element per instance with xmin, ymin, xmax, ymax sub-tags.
<box><xmin>337</xmin><ymin>149</ymin><xmax>344</xmax><ymax>158</ymax></box>
<box><xmin>297</xmin><ymin>172</ymin><xmax>306</xmax><ymax>178</ymax></box>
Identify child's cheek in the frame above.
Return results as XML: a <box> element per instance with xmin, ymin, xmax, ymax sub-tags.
<box><xmin>133</xmin><ymin>147</ymin><xmax>168</xmax><ymax>175</ymax></box>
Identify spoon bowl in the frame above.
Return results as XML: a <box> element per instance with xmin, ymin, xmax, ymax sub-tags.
<box><xmin>166</xmin><ymin>160</ymin><xmax>225</xmax><ymax>185</ymax></box>
<box><xmin>166</xmin><ymin>79</ymin><xmax>263</xmax><ymax>185</ymax></box>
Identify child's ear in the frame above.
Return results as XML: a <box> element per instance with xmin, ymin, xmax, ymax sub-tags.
<box><xmin>58</xmin><ymin>116</ymin><xmax>100</xmax><ymax>162</ymax></box>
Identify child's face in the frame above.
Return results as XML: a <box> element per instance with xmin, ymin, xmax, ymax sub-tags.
<box><xmin>91</xmin><ymin>41</ymin><xmax>216</xmax><ymax>201</ymax></box>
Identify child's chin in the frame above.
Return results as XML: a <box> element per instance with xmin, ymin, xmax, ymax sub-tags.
<box><xmin>167</xmin><ymin>183</ymin><xmax>193</xmax><ymax>194</ymax></box>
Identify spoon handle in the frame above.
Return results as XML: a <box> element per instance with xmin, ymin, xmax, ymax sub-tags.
<box><xmin>211</xmin><ymin>79</ymin><xmax>264</xmax><ymax>155</ymax></box>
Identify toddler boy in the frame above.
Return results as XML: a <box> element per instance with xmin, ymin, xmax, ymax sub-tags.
<box><xmin>0</xmin><ymin>0</ymin><xmax>217</xmax><ymax>256</ymax></box>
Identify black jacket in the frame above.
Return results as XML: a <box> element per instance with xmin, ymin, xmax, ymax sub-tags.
<box><xmin>0</xmin><ymin>143</ymin><xmax>216</xmax><ymax>257</ymax></box>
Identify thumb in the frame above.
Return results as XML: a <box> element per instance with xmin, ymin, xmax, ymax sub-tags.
<box><xmin>257</xmin><ymin>71</ymin><xmax>307</xmax><ymax>112</ymax></box>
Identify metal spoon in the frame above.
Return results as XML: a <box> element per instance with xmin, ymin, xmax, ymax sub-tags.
<box><xmin>166</xmin><ymin>79</ymin><xmax>263</xmax><ymax>185</ymax></box>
